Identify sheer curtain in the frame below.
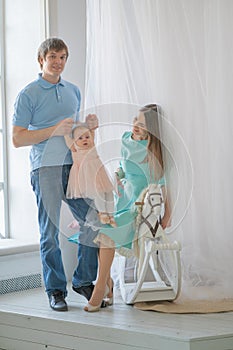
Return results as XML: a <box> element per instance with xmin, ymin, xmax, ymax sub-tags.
<box><xmin>85</xmin><ymin>0</ymin><xmax>233</xmax><ymax>300</ymax></box>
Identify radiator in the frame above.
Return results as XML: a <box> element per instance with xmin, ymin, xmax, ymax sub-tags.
<box><xmin>0</xmin><ymin>273</ymin><xmax>42</xmax><ymax>295</ymax></box>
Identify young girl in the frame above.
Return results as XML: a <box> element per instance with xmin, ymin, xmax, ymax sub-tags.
<box><xmin>65</xmin><ymin>119</ymin><xmax>117</xmax><ymax>227</ymax></box>
<box><xmin>84</xmin><ymin>104</ymin><xmax>171</xmax><ymax>312</ymax></box>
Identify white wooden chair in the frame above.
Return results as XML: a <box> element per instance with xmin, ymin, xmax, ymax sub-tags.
<box><xmin>118</xmin><ymin>184</ymin><xmax>182</xmax><ymax>304</ymax></box>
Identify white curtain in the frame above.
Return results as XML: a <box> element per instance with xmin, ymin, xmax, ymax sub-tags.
<box><xmin>85</xmin><ymin>0</ymin><xmax>233</xmax><ymax>300</ymax></box>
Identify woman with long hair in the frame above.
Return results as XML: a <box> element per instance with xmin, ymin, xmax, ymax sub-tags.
<box><xmin>84</xmin><ymin>104</ymin><xmax>171</xmax><ymax>312</ymax></box>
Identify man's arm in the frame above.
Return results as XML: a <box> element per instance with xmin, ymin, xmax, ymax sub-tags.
<box><xmin>12</xmin><ymin>118</ymin><xmax>74</xmax><ymax>148</ymax></box>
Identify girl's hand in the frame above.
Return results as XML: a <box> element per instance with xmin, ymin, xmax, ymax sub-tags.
<box><xmin>115</xmin><ymin>174</ymin><xmax>124</xmax><ymax>188</ymax></box>
<box><xmin>85</xmin><ymin>114</ymin><xmax>99</xmax><ymax>130</ymax></box>
<box><xmin>115</xmin><ymin>172</ymin><xmax>124</xmax><ymax>197</ymax></box>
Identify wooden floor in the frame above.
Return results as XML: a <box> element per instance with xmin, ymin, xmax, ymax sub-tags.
<box><xmin>0</xmin><ymin>285</ymin><xmax>233</xmax><ymax>350</ymax></box>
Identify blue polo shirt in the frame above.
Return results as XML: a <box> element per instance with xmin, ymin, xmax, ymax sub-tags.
<box><xmin>12</xmin><ymin>73</ymin><xmax>81</xmax><ymax>170</ymax></box>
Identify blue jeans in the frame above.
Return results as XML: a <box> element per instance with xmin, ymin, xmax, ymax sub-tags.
<box><xmin>30</xmin><ymin>165</ymin><xmax>98</xmax><ymax>297</ymax></box>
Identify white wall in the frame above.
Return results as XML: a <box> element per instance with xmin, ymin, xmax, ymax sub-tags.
<box><xmin>49</xmin><ymin>0</ymin><xmax>87</xmax><ymax>109</ymax></box>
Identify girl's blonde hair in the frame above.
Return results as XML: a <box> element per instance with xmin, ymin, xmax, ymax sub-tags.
<box><xmin>71</xmin><ymin>123</ymin><xmax>90</xmax><ymax>139</ymax></box>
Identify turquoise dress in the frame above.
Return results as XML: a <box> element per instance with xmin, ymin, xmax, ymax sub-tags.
<box><xmin>98</xmin><ymin>131</ymin><xmax>165</xmax><ymax>249</ymax></box>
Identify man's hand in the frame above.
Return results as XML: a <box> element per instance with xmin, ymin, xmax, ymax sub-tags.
<box><xmin>53</xmin><ymin>118</ymin><xmax>74</xmax><ymax>136</ymax></box>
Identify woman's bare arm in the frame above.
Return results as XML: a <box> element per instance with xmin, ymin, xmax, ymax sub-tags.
<box><xmin>161</xmin><ymin>185</ymin><xmax>172</xmax><ymax>229</ymax></box>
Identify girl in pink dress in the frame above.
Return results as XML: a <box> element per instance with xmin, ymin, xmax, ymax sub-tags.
<box><xmin>65</xmin><ymin>120</ymin><xmax>116</xmax><ymax>227</ymax></box>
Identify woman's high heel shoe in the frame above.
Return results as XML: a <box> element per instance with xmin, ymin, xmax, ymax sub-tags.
<box><xmin>104</xmin><ymin>278</ymin><xmax>114</xmax><ymax>306</ymax></box>
<box><xmin>84</xmin><ymin>285</ymin><xmax>109</xmax><ymax>312</ymax></box>
<box><xmin>84</xmin><ymin>301</ymin><xmax>102</xmax><ymax>312</ymax></box>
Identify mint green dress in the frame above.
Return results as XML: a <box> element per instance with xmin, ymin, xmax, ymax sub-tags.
<box><xmin>98</xmin><ymin>131</ymin><xmax>165</xmax><ymax>249</ymax></box>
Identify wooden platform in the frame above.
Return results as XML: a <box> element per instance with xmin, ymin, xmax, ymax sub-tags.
<box><xmin>0</xmin><ymin>286</ymin><xmax>233</xmax><ymax>350</ymax></box>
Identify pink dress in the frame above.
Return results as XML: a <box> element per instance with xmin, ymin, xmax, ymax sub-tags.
<box><xmin>66</xmin><ymin>145</ymin><xmax>114</xmax><ymax>199</ymax></box>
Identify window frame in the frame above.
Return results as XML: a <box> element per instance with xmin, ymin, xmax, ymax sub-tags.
<box><xmin>0</xmin><ymin>0</ymin><xmax>9</xmax><ymax>238</ymax></box>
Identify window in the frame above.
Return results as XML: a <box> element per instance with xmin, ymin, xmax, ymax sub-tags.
<box><xmin>0</xmin><ymin>0</ymin><xmax>48</xmax><ymax>242</ymax></box>
<box><xmin>0</xmin><ymin>0</ymin><xmax>8</xmax><ymax>238</ymax></box>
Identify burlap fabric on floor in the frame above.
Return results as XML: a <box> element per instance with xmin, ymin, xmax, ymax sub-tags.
<box><xmin>134</xmin><ymin>298</ymin><xmax>233</xmax><ymax>313</ymax></box>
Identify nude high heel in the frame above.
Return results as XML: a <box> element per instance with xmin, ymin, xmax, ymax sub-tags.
<box><xmin>83</xmin><ymin>301</ymin><xmax>102</xmax><ymax>312</ymax></box>
<box><xmin>84</xmin><ymin>285</ymin><xmax>110</xmax><ymax>312</ymax></box>
<box><xmin>104</xmin><ymin>278</ymin><xmax>114</xmax><ymax>306</ymax></box>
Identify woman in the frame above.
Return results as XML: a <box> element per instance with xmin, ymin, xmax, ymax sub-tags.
<box><xmin>84</xmin><ymin>104</ymin><xmax>171</xmax><ymax>312</ymax></box>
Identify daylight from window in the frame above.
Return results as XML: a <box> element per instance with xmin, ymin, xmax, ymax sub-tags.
<box><xmin>0</xmin><ymin>2</ymin><xmax>6</xmax><ymax>238</ymax></box>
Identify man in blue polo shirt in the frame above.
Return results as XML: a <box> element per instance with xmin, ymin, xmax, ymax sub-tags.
<box><xmin>12</xmin><ymin>38</ymin><xmax>99</xmax><ymax>311</ymax></box>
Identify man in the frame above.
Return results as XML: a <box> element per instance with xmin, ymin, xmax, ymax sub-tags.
<box><xmin>12</xmin><ymin>38</ymin><xmax>99</xmax><ymax>311</ymax></box>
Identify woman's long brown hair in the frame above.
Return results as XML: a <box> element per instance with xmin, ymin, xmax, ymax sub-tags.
<box><xmin>140</xmin><ymin>104</ymin><xmax>164</xmax><ymax>180</ymax></box>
